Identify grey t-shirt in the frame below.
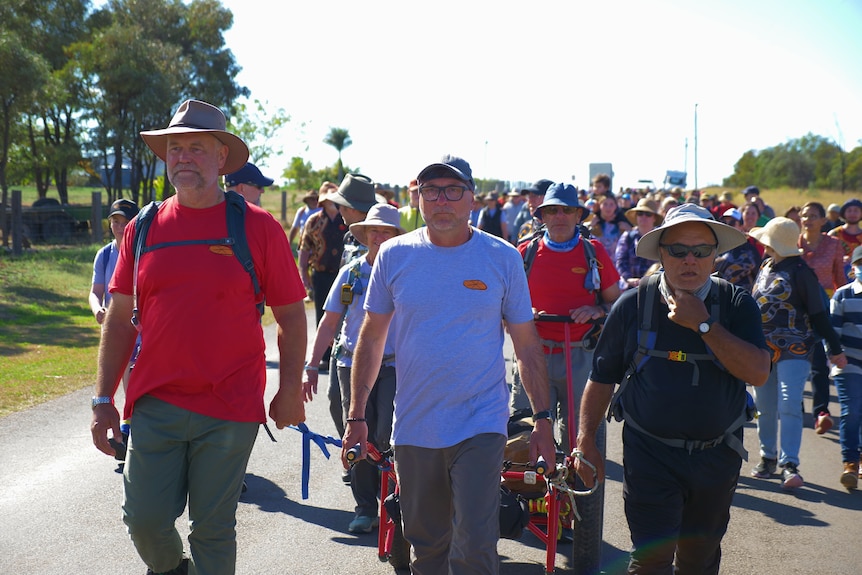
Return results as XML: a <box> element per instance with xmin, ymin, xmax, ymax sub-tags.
<box><xmin>364</xmin><ymin>227</ymin><xmax>534</xmax><ymax>448</ymax></box>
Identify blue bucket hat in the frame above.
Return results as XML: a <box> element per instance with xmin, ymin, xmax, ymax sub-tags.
<box><xmin>535</xmin><ymin>183</ymin><xmax>588</xmax><ymax>222</ymax></box>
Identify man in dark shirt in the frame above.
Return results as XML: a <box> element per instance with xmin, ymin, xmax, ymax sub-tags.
<box><xmin>575</xmin><ymin>203</ymin><xmax>771</xmax><ymax>575</ymax></box>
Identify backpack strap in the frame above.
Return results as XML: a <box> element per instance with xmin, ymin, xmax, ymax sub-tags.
<box><xmin>224</xmin><ymin>190</ymin><xmax>264</xmax><ymax>316</ymax></box>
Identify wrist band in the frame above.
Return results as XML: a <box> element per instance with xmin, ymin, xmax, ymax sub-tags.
<box><xmin>346</xmin><ymin>417</ymin><xmax>366</xmax><ymax>423</ymax></box>
<box><xmin>531</xmin><ymin>409</ymin><xmax>552</xmax><ymax>422</ymax></box>
<box><xmin>303</xmin><ymin>363</ymin><xmax>318</xmax><ymax>372</ymax></box>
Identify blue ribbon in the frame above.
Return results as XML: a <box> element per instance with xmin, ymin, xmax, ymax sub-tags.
<box><xmin>289</xmin><ymin>423</ymin><xmax>343</xmax><ymax>500</ymax></box>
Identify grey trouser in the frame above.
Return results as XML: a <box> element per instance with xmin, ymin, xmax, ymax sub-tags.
<box><xmin>511</xmin><ymin>345</ymin><xmax>594</xmax><ymax>453</ymax></box>
<box><xmin>123</xmin><ymin>395</ymin><xmax>259</xmax><ymax>575</ymax></box>
<box><xmin>395</xmin><ymin>433</ymin><xmax>506</xmax><ymax>575</ymax></box>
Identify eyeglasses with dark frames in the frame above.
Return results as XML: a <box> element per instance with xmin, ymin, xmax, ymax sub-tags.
<box><xmin>418</xmin><ymin>184</ymin><xmax>470</xmax><ymax>202</ymax></box>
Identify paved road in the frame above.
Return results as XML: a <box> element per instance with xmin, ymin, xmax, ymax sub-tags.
<box><xmin>1</xmin><ymin>306</ymin><xmax>859</xmax><ymax>574</ymax></box>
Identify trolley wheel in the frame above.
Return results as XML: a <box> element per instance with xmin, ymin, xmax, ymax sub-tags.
<box><xmin>387</xmin><ymin>519</ymin><xmax>411</xmax><ymax>569</ymax></box>
<box><xmin>570</xmin><ymin>419</ymin><xmax>606</xmax><ymax>575</ymax></box>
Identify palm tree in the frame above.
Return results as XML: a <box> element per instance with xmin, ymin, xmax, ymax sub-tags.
<box><xmin>324</xmin><ymin>127</ymin><xmax>352</xmax><ymax>180</ymax></box>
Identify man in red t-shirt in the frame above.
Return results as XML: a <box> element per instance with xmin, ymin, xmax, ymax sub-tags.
<box><xmin>90</xmin><ymin>100</ymin><xmax>307</xmax><ymax>575</ymax></box>
<box><xmin>514</xmin><ymin>183</ymin><xmax>621</xmax><ymax>453</ymax></box>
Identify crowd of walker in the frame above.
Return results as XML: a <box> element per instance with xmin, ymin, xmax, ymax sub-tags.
<box><xmin>86</xmin><ymin>99</ymin><xmax>861</xmax><ymax>575</ymax></box>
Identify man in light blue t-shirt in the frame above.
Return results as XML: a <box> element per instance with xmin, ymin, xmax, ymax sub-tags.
<box><xmin>341</xmin><ymin>155</ymin><xmax>555</xmax><ymax>575</ymax></box>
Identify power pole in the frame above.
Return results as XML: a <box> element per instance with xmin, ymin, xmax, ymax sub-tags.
<box><xmin>694</xmin><ymin>103</ymin><xmax>699</xmax><ymax>191</ymax></box>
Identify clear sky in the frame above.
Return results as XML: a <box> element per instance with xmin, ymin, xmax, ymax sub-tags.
<box><xmin>220</xmin><ymin>0</ymin><xmax>862</xmax><ymax>190</ymax></box>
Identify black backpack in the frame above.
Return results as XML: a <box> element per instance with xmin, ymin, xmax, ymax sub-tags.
<box><xmin>131</xmin><ymin>190</ymin><xmax>264</xmax><ymax>322</ymax></box>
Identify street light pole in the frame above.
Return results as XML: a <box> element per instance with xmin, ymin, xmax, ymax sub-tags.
<box><xmin>694</xmin><ymin>103</ymin><xmax>699</xmax><ymax>191</ymax></box>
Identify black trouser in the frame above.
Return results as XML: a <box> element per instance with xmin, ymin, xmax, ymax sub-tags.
<box><xmin>622</xmin><ymin>425</ymin><xmax>741</xmax><ymax>575</ymax></box>
<box><xmin>810</xmin><ymin>341</ymin><xmax>832</xmax><ymax>416</ymax></box>
<box><xmin>311</xmin><ymin>270</ymin><xmax>337</xmax><ymax>362</ymax></box>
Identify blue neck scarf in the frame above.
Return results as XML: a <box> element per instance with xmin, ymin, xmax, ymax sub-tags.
<box><xmin>543</xmin><ymin>231</ymin><xmax>580</xmax><ymax>252</ymax></box>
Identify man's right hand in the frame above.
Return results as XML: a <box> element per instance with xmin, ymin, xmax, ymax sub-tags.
<box><xmin>574</xmin><ymin>435</ymin><xmax>605</xmax><ymax>488</ymax></box>
<box><xmin>91</xmin><ymin>403</ymin><xmax>122</xmax><ymax>457</ymax></box>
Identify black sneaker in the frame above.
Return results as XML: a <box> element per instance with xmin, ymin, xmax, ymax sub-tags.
<box><xmin>781</xmin><ymin>462</ymin><xmax>804</xmax><ymax>490</ymax></box>
<box><xmin>146</xmin><ymin>558</ymin><xmax>189</xmax><ymax>575</ymax></box>
<box><xmin>751</xmin><ymin>457</ymin><xmax>777</xmax><ymax>478</ymax></box>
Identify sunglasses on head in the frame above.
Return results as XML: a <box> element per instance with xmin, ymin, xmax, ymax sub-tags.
<box><xmin>659</xmin><ymin>243</ymin><xmax>717</xmax><ymax>258</ymax></box>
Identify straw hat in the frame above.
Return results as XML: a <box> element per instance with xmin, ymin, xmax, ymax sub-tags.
<box><xmin>625</xmin><ymin>198</ymin><xmax>663</xmax><ymax>226</ymax></box>
<box><xmin>637</xmin><ymin>203</ymin><xmax>746</xmax><ymax>260</ymax></box>
<box><xmin>748</xmin><ymin>217</ymin><xmax>802</xmax><ymax>257</ymax></box>
<box><xmin>140</xmin><ymin>99</ymin><xmax>249</xmax><ymax>175</ymax></box>
<box><xmin>348</xmin><ymin>204</ymin><xmax>405</xmax><ymax>247</ymax></box>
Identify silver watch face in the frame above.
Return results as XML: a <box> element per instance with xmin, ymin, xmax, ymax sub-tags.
<box><xmin>699</xmin><ymin>322</ymin><xmax>710</xmax><ymax>334</ymax></box>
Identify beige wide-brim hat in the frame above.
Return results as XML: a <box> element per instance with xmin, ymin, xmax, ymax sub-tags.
<box><xmin>748</xmin><ymin>217</ymin><xmax>802</xmax><ymax>257</ymax></box>
<box><xmin>140</xmin><ymin>99</ymin><xmax>249</xmax><ymax>175</ymax></box>
<box><xmin>348</xmin><ymin>204</ymin><xmax>405</xmax><ymax>247</ymax></box>
<box><xmin>625</xmin><ymin>198</ymin><xmax>663</xmax><ymax>226</ymax></box>
<box><xmin>637</xmin><ymin>203</ymin><xmax>747</xmax><ymax>260</ymax></box>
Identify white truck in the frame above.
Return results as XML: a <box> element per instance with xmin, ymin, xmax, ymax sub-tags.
<box><xmin>663</xmin><ymin>170</ymin><xmax>687</xmax><ymax>190</ymax></box>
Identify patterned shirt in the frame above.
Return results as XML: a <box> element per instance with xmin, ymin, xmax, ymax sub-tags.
<box><xmin>801</xmin><ymin>233</ymin><xmax>848</xmax><ymax>293</ymax></box>
<box><xmin>301</xmin><ymin>210</ymin><xmax>347</xmax><ymax>273</ymax></box>
<box><xmin>614</xmin><ymin>228</ymin><xmax>656</xmax><ymax>282</ymax></box>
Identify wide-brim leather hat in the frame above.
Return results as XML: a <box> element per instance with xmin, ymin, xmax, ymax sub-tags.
<box><xmin>748</xmin><ymin>217</ymin><xmax>802</xmax><ymax>258</ymax></box>
<box><xmin>140</xmin><ymin>99</ymin><xmax>249</xmax><ymax>175</ymax></box>
<box><xmin>349</xmin><ymin>203</ymin><xmax>405</xmax><ymax>247</ymax></box>
<box><xmin>625</xmin><ymin>198</ymin><xmax>663</xmax><ymax>226</ymax></box>
<box><xmin>329</xmin><ymin>173</ymin><xmax>379</xmax><ymax>213</ymax></box>
<box><xmin>637</xmin><ymin>203</ymin><xmax>746</xmax><ymax>260</ymax></box>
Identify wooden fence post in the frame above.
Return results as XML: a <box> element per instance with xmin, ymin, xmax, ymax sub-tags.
<box><xmin>281</xmin><ymin>191</ymin><xmax>288</xmax><ymax>224</ymax></box>
<box><xmin>91</xmin><ymin>192</ymin><xmax>102</xmax><ymax>244</ymax></box>
<box><xmin>11</xmin><ymin>190</ymin><xmax>23</xmax><ymax>256</ymax></box>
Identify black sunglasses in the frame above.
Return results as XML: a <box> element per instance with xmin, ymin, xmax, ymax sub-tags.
<box><xmin>659</xmin><ymin>243</ymin><xmax>717</xmax><ymax>258</ymax></box>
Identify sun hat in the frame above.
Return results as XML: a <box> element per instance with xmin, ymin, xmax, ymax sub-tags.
<box><xmin>140</xmin><ymin>99</ymin><xmax>249</xmax><ymax>175</ymax></box>
<box><xmin>827</xmin><ymin>203</ymin><xmax>841</xmax><ymax>215</ymax></box>
<box><xmin>852</xmin><ymin>245</ymin><xmax>862</xmax><ymax>266</ymax></box>
<box><xmin>417</xmin><ymin>155</ymin><xmax>475</xmax><ymax>190</ymax></box>
<box><xmin>625</xmin><ymin>198</ymin><xmax>663</xmax><ymax>226</ymax></box>
<box><xmin>535</xmin><ymin>183</ymin><xmax>588</xmax><ymax>222</ymax></box>
<box><xmin>224</xmin><ymin>162</ymin><xmax>274</xmax><ymax>188</ymax></box>
<box><xmin>108</xmin><ymin>198</ymin><xmax>139</xmax><ymax>220</ymax></box>
<box><xmin>301</xmin><ymin>190</ymin><xmax>319</xmax><ymax>203</ymax></box>
<box><xmin>348</xmin><ymin>203</ymin><xmax>405</xmax><ymax>247</ymax></box>
<box><xmin>840</xmin><ymin>198</ymin><xmax>862</xmax><ymax>219</ymax></box>
<box><xmin>521</xmin><ymin>179</ymin><xmax>554</xmax><ymax>196</ymax></box>
<box><xmin>721</xmin><ymin>207</ymin><xmax>743</xmax><ymax>223</ymax></box>
<box><xmin>637</xmin><ymin>203</ymin><xmax>747</xmax><ymax>260</ymax></box>
<box><xmin>329</xmin><ymin>173</ymin><xmax>379</xmax><ymax>212</ymax></box>
<box><xmin>748</xmin><ymin>217</ymin><xmax>802</xmax><ymax>258</ymax></box>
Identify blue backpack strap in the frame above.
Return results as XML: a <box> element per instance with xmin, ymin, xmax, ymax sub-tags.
<box><xmin>224</xmin><ymin>190</ymin><xmax>264</xmax><ymax>316</ymax></box>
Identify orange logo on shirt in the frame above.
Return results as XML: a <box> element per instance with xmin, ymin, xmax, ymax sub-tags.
<box><xmin>210</xmin><ymin>246</ymin><xmax>234</xmax><ymax>256</ymax></box>
<box><xmin>463</xmin><ymin>279</ymin><xmax>487</xmax><ymax>290</ymax></box>
<box><xmin>571</xmin><ymin>267</ymin><xmax>587</xmax><ymax>275</ymax></box>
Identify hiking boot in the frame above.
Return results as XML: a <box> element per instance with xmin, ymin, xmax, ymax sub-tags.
<box><xmin>841</xmin><ymin>462</ymin><xmax>859</xmax><ymax>490</ymax></box>
<box><xmin>815</xmin><ymin>411</ymin><xmax>833</xmax><ymax>435</ymax></box>
<box><xmin>146</xmin><ymin>558</ymin><xmax>189</xmax><ymax>575</ymax></box>
<box><xmin>751</xmin><ymin>457</ymin><xmax>777</xmax><ymax>479</ymax></box>
<box><xmin>348</xmin><ymin>515</ymin><xmax>379</xmax><ymax>534</ymax></box>
<box><xmin>781</xmin><ymin>463</ymin><xmax>804</xmax><ymax>490</ymax></box>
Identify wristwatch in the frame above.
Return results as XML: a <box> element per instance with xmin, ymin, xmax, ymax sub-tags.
<box><xmin>91</xmin><ymin>396</ymin><xmax>114</xmax><ymax>409</ymax></box>
<box><xmin>531</xmin><ymin>409</ymin><xmax>553</xmax><ymax>422</ymax></box>
<box><xmin>698</xmin><ymin>317</ymin><xmax>715</xmax><ymax>335</ymax></box>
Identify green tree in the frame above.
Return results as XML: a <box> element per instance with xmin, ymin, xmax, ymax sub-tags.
<box><xmin>283</xmin><ymin>156</ymin><xmax>314</xmax><ymax>190</ymax></box>
<box><xmin>324</xmin><ymin>127</ymin><xmax>352</xmax><ymax>180</ymax></box>
<box><xmin>0</xmin><ymin>31</ymin><xmax>50</xmax><ymax>197</ymax></box>
<box><xmin>227</xmin><ymin>98</ymin><xmax>293</xmax><ymax>167</ymax></box>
